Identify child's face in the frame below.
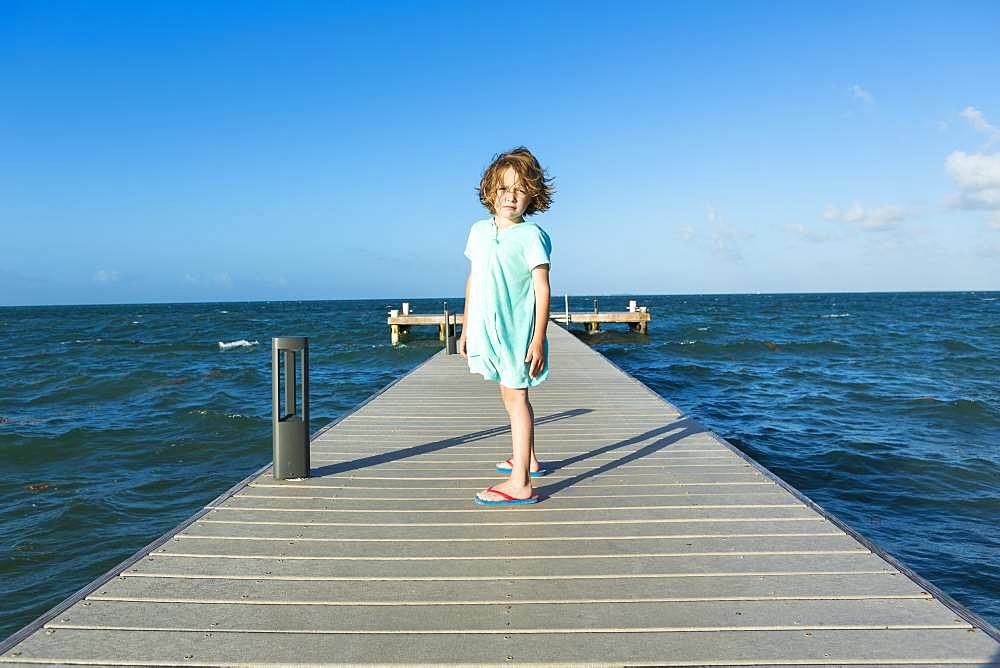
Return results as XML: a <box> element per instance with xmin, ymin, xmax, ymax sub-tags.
<box><xmin>494</xmin><ymin>167</ymin><xmax>531</xmax><ymax>221</ymax></box>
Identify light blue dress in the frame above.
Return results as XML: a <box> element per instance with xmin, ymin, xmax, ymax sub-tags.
<box><xmin>464</xmin><ymin>217</ymin><xmax>552</xmax><ymax>388</ymax></box>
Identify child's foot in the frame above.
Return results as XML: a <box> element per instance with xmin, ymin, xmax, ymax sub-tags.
<box><xmin>495</xmin><ymin>457</ymin><xmax>543</xmax><ymax>473</ymax></box>
<box><xmin>475</xmin><ymin>479</ymin><xmax>535</xmax><ymax>503</ymax></box>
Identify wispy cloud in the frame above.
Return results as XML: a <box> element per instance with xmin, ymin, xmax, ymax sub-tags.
<box><xmin>704</xmin><ymin>206</ymin><xmax>742</xmax><ymax>261</ymax></box>
<box><xmin>822</xmin><ymin>202</ymin><xmax>906</xmax><ymax>230</ymax></box>
<box><xmin>93</xmin><ymin>269</ymin><xmax>120</xmax><ymax>284</ymax></box>
<box><xmin>183</xmin><ymin>271</ymin><xmax>234</xmax><ymax>288</ymax></box>
<box><xmin>850</xmin><ymin>84</ymin><xmax>874</xmax><ymax>104</ymax></box>
<box><xmin>676</xmin><ymin>207</ymin><xmax>744</xmax><ymax>261</ymax></box>
<box><xmin>960</xmin><ymin>106</ymin><xmax>1000</xmax><ymax>149</ymax></box>
<box><xmin>786</xmin><ymin>223</ymin><xmax>828</xmax><ymax>243</ymax></box>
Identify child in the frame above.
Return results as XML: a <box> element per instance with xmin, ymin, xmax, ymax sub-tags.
<box><xmin>458</xmin><ymin>147</ymin><xmax>554</xmax><ymax>506</ymax></box>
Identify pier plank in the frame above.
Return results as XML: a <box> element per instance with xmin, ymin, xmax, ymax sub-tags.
<box><xmin>186</xmin><ymin>517</ymin><xmax>834</xmax><ymax>541</ymax></box>
<box><xmin>92</xmin><ymin>572</ymin><xmax>933</xmax><ymax>605</ymax></box>
<box><xmin>152</xmin><ymin>533</ymin><xmax>868</xmax><ymax>559</ymax></box>
<box><xmin>212</xmin><ymin>492</ymin><xmax>801</xmax><ymax>511</ymax></box>
<box><xmin>5</xmin><ymin>629</ymin><xmax>999</xmax><ymax>666</ymax></box>
<box><xmin>47</xmin><ymin>599</ymin><xmax>969</xmax><ymax>633</ymax></box>
<box><xmin>2</xmin><ymin>322</ymin><xmax>997</xmax><ymax>666</ymax></box>
<box><xmin>122</xmin><ymin>553</ymin><xmax>894</xmax><ymax>580</ymax></box>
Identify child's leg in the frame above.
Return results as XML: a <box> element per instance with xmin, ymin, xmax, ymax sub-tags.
<box><xmin>495</xmin><ymin>384</ymin><xmax>541</xmax><ymax>472</ymax></box>
<box><xmin>478</xmin><ymin>384</ymin><xmax>534</xmax><ymax>501</ymax></box>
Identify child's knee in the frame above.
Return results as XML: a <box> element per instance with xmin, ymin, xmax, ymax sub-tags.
<box><xmin>499</xmin><ymin>384</ymin><xmax>528</xmax><ymax>405</ymax></box>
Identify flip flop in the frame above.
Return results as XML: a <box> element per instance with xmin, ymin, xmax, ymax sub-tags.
<box><xmin>474</xmin><ymin>485</ymin><xmax>540</xmax><ymax>506</ymax></box>
<box><xmin>495</xmin><ymin>458</ymin><xmax>548</xmax><ymax>477</ymax></box>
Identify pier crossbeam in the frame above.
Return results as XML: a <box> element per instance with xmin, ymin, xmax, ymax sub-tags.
<box><xmin>2</xmin><ymin>323</ymin><xmax>997</xmax><ymax>666</ymax></box>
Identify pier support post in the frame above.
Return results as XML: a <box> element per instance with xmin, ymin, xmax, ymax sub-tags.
<box><xmin>629</xmin><ymin>306</ymin><xmax>650</xmax><ymax>334</ymax></box>
<box><xmin>440</xmin><ymin>301</ymin><xmax>448</xmax><ymax>342</ymax></box>
<box><xmin>272</xmin><ymin>336</ymin><xmax>310</xmax><ymax>480</ymax></box>
<box><xmin>443</xmin><ymin>302</ymin><xmax>457</xmax><ymax>354</ymax></box>
<box><xmin>587</xmin><ymin>297</ymin><xmax>600</xmax><ymax>333</ymax></box>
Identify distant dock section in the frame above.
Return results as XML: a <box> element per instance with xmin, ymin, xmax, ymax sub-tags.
<box><xmin>387</xmin><ymin>297</ymin><xmax>651</xmax><ymax>344</ymax></box>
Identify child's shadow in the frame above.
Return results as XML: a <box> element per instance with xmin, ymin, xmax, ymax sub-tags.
<box><xmin>310</xmin><ymin>408</ymin><xmax>592</xmax><ymax>477</ymax></box>
<box><xmin>536</xmin><ymin>416</ymin><xmax>705</xmax><ymax>497</ymax></box>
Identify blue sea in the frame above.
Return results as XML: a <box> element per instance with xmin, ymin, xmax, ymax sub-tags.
<box><xmin>1</xmin><ymin>292</ymin><xmax>998</xmax><ymax>639</ymax></box>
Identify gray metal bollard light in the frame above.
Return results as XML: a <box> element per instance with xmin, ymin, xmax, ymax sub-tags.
<box><xmin>272</xmin><ymin>336</ymin><xmax>310</xmax><ymax>480</ymax></box>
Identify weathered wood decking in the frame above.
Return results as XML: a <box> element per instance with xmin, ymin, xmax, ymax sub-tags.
<box><xmin>2</xmin><ymin>322</ymin><xmax>998</xmax><ymax>666</ymax></box>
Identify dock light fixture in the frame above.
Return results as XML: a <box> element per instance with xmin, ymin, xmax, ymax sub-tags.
<box><xmin>271</xmin><ymin>336</ymin><xmax>310</xmax><ymax>480</ymax></box>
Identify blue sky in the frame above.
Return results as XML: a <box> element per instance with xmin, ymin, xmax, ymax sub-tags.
<box><xmin>2</xmin><ymin>1</ymin><xmax>999</xmax><ymax>306</ymax></box>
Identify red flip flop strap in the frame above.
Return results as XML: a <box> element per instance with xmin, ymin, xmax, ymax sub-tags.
<box><xmin>503</xmin><ymin>459</ymin><xmax>513</xmax><ymax>467</ymax></box>
<box><xmin>485</xmin><ymin>485</ymin><xmax>517</xmax><ymax>501</ymax></box>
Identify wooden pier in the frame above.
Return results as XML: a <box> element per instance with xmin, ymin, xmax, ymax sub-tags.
<box><xmin>388</xmin><ymin>298</ymin><xmax>651</xmax><ymax>344</ymax></box>
<box><xmin>2</xmin><ymin>322</ymin><xmax>998</xmax><ymax>666</ymax></box>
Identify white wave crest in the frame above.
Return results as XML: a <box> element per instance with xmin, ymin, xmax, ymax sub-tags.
<box><xmin>821</xmin><ymin>313</ymin><xmax>851</xmax><ymax>318</ymax></box>
<box><xmin>218</xmin><ymin>339</ymin><xmax>259</xmax><ymax>350</ymax></box>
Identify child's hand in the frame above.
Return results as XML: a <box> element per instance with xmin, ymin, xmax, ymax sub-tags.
<box><xmin>525</xmin><ymin>340</ymin><xmax>545</xmax><ymax>377</ymax></box>
<box><xmin>458</xmin><ymin>334</ymin><xmax>467</xmax><ymax>358</ymax></box>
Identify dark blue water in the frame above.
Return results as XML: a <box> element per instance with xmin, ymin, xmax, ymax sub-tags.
<box><xmin>1</xmin><ymin>292</ymin><xmax>997</xmax><ymax>639</ymax></box>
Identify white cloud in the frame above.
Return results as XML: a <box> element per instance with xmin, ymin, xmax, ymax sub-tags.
<box><xmin>945</xmin><ymin>151</ymin><xmax>1000</xmax><ymax>190</ymax></box>
<box><xmin>214</xmin><ymin>272</ymin><xmax>233</xmax><ymax>288</ymax></box>
<box><xmin>990</xmin><ymin>212</ymin><xmax>1000</xmax><ymax>229</ymax></box>
<box><xmin>865</xmin><ymin>205</ymin><xmax>905</xmax><ymax>229</ymax></box>
<box><xmin>850</xmin><ymin>84</ymin><xmax>874</xmax><ymax>104</ymax></box>
<box><xmin>93</xmin><ymin>269</ymin><xmax>120</xmax><ymax>284</ymax></box>
<box><xmin>822</xmin><ymin>202</ymin><xmax>905</xmax><ymax>229</ymax></box>
<box><xmin>184</xmin><ymin>273</ymin><xmax>199</xmax><ymax>284</ymax></box>
<box><xmin>843</xmin><ymin>202</ymin><xmax>866</xmax><ymax>222</ymax></box>
<box><xmin>677</xmin><ymin>223</ymin><xmax>695</xmax><ymax>242</ymax></box>
<box><xmin>945</xmin><ymin>150</ymin><xmax>1000</xmax><ymax>210</ymax></box>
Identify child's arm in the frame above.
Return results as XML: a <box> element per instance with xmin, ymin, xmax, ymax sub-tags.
<box><xmin>525</xmin><ymin>264</ymin><xmax>550</xmax><ymax>377</ymax></box>
<box><xmin>458</xmin><ymin>269</ymin><xmax>472</xmax><ymax>358</ymax></box>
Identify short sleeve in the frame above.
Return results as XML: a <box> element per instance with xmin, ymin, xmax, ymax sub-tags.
<box><xmin>463</xmin><ymin>225</ymin><xmax>474</xmax><ymax>260</ymax></box>
<box><xmin>524</xmin><ymin>227</ymin><xmax>552</xmax><ymax>270</ymax></box>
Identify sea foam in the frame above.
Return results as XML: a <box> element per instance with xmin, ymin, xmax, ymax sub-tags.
<box><xmin>218</xmin><ymin>339</ymin><xmax>259</xmax><ymax>350</ymax></box>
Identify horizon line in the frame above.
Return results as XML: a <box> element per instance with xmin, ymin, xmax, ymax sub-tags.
<box><xmin>2</xmin><ymin>288</ymin><xmax>998</xmax><ymax>309</ymax></box>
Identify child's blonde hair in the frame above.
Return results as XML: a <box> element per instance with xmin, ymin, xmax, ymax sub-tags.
<box><xmin>478</xmin><ymin>147</ymin><xmax>554</xmax><ymax>216</ymax></box>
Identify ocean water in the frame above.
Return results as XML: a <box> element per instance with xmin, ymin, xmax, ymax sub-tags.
<box><xmin>0</xmin><ymin>292</ymin><xmax>997</xmax><ymax>639</ymax></box>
